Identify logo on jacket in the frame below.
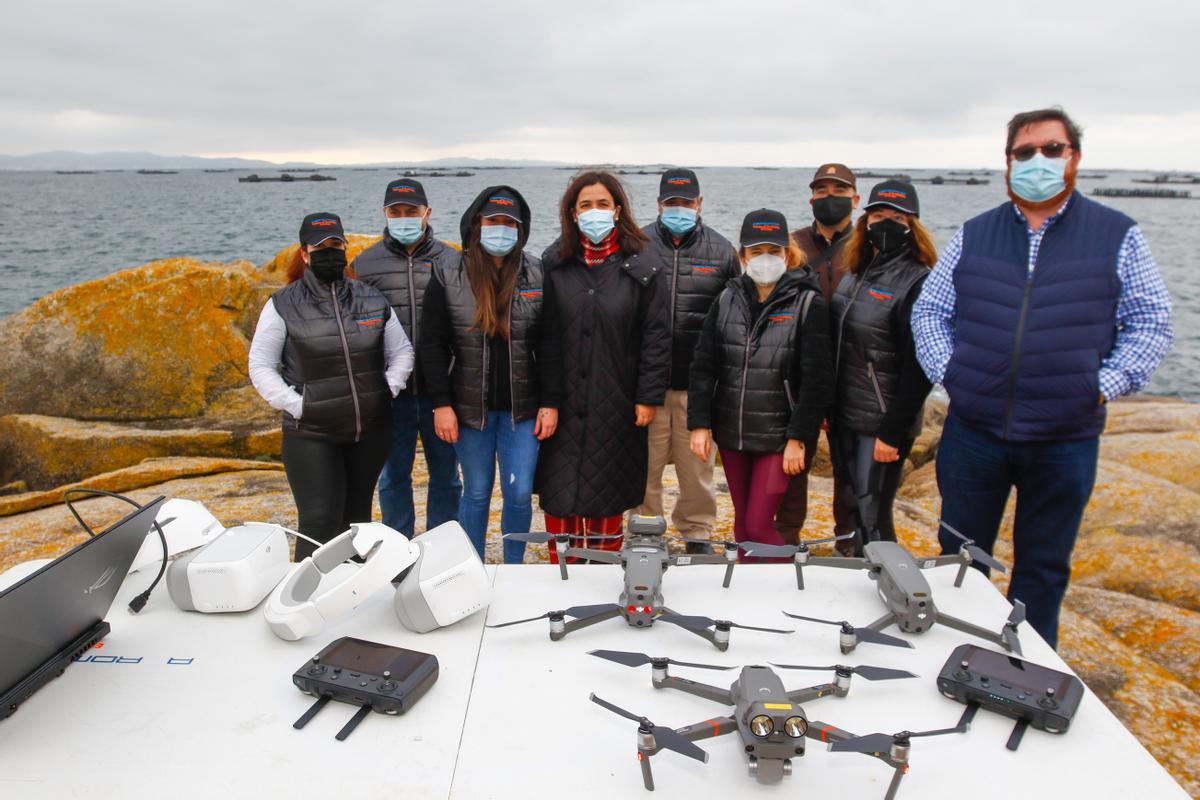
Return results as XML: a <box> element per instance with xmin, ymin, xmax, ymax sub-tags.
<box><xmin>877</xmin><ymin>189</ymin><xmax>908</xmax><ymax>200</ymax></box>
<box><xmin>488</xmin><ymin>196</ymin><xmax>515</xmax><ymax>206</ymax></box>
<box><xmin>519</xmin><ymin>288</ymin><xmax>543</xmax><ymax>298</ymax></box>
<box><xmin>355</xmin><ymin>311</ymin><xmax>386</xmax><ymax>327</ymax></box>
<box><xmin>692</xmin><ymin>265</ymin><xmax>717</xmax><ymax>274</ymax></box>
<box><xmin>768</xmin><ymin>313</ymin><xmax>794</xmax><ymax>324</ymax></box>
<box><xmin>752</xmin><ymin>222</ymin><xmax>781</xmax><ymax>232</ymax></box>
<box><xmin>310</xmin><ymin>218</ymin><xmax>338</xmax><ymax>227</ymax></box>
<box><xmin>868</xmin><ymin>288</ymin><xmax>895</xmax><ymax>301</ymax></box>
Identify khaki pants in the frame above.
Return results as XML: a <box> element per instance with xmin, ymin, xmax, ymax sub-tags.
<box><xmin>634</xmin><ymin>389</ymin><xmax>717</xmax><ymax>538</ymax></box>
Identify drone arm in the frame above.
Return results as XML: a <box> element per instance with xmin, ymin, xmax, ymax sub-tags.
<box><xmin>806</xmin><ymin>556</ymin><xmax>872</xmax><ymax>571</ymax></box>
<box><xmin>934</xmin><ymin>611</ymin><xmax>1015</xmax><ymax>651</ymax></box>
<box><xmin>919</xmin><ymin>554</ymin><xmax>964</xmax><ymax>569</ymax></box>
<box><xmin>864</xmin><ymin>612</ymin><xmax>898</xmax><ymax>633</ymax></box>
<box><xmin>559</xmin><ymin>607</ymin><xmax>624</xmax><ymax>636</ymax></box>
<box><xmin>658</xmin><ymin>675</ymin><xmax>735</xmax><ymax>705</ymax></box>
<box><xmin>673</xmin><ymin>714</ymin><xmax>738</xmax><ymax>743</ymax></box>
<box><xmin>787</xmin><ymin>682</ymin><xmax>839</xmax><ymax>704</ymax></box>
<box><xmin>669</xmin><ymin>554</ymin><xmax>729</xmax><ymax>567</ymax></box>
<box><xmin>809</xmin><ymin>720</ymin><xmax>905</xmax><ymax>769</ymax></box>
<box><xmin>565</xmin><ymin>549</ymin><xmax>623</xmax><ymax>565</ymax></box>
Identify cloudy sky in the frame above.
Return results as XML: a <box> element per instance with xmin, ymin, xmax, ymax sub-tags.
<box><xmin>4</xmin><ymin>0</ymin><xmax>1198</xmax><ymax>169</ymax></box>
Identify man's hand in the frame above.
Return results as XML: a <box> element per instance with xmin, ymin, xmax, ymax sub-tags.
<box><xmin>873</xmin><ymin>438</ymin><xmax>900</xmax><ymax>463</ymax></box>
<box><xmin>635</xmin><ymin>404</ymin><xmax>657</xmax><ymax>427</ymax></box>
<box><xmin>690</xmin><ymin>428</ymin><xmax>712</xmax><ymax>462</ymax></box>
<box><xmin>434</xmin><ymin>406</ymin><xmax>459</xmax><ymax>444</ymax></box>
<box><xmin>534</xmin><ymin>407</ymin><xmax>558</xmax><ymax>440</ymax></box>
<box><xmin>783</xmin><ymin>439</ymin><xmax>806</xmax><ymax>475</ymax></box>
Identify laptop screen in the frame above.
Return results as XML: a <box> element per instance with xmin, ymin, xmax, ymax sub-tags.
<box><xmin>0</xmin><ymin>496</ymin><xmax>166</xmax><ymax>700</ymax></box>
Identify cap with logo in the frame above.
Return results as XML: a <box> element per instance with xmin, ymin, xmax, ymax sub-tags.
<box><xmin>809</xmin><ymin>163</ymin><xmax>857</xmax><ymax>189</ymax></box>
<box><xmin>865</xmin><ymin>179</ymin><xmax>920</xmax><ymax>217</ymax></box>
<box><xmin>659</xmin><ymin>168</ymin><xmax>700</xmax><ymax>201</ymax></box>
<box><xmin>299</xmin><ymin>212</ymin><xmax>346</xmax><ymax>246</ymax></box>
<box><xmin>480</xmin><ymin>189</ymin><xmax>522</xmax><ymax>222</ymax></box>
<box><xmin>384</xmin><ymin>178</ymin><xmax>429</xmax><ymax>208</ymax></box>
<box><xmin>740</xmin><ymin>208</ymin><xmax>790</xmax><ymax>248</ymax></box>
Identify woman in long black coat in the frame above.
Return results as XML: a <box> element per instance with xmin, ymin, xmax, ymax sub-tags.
<box><xmin>535</xmin><ymin>170</ymin><xmax>670</xmax><ymax>560</ymax></box>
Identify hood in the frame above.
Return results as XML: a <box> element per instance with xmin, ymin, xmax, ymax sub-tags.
<box><xmin>459</xmin><ymin>185</ymin><xmax>533</xmax><ymax>252</ymax></box>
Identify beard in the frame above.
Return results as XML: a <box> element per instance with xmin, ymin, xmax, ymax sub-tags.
<box><xmin>1006</xmin><ymin>156</ymin><xmax>1079</xmax><ymax>212</ymax></box>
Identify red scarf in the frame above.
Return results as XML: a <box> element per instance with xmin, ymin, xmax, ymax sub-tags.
<box><xmin>581</xmin><ymin>229</ymin><xmax>620</xmax><ymax>267</ymax></box>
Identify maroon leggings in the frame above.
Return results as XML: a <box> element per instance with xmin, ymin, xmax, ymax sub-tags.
<box><xmin>718</xmin><ymin>448</ymin><xmax>792</xmax><ymax>563</ymax></box>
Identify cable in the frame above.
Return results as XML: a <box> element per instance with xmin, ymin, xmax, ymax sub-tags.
<box><xmin>279</xmin><ymin>526</ymin><xmax>329</xmax><ymax>552</ymax></box>
<box><xmin>62</xmin><ymin>489</ymin><xmax>168</xmax><ymax>614</ymax></box>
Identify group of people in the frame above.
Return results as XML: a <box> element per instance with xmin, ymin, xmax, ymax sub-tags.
<box><xmin>248</xmin><ymin>107</ymin><xmax>1173</xmax><ymax>648</ymax></box>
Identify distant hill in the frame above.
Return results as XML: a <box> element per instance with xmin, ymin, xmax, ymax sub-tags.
<box><xmin>0</xmin><ymin>150</ymin><xmax>568</xmax><ymax>171</ymax></box>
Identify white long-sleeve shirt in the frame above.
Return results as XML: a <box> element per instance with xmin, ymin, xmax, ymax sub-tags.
<box><xmin>248</xmin><ymin>298</ymin><xmax>414</xmax><ymax>419</ymax></box>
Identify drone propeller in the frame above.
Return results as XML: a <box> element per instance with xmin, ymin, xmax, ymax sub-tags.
<box><xmin>486</xmin><ymin>602</ymin><xmax>620</xmax><ymax>629</ymax></box>
<box><xmin>502</xmin><ymin>532</ymin><xmax>624</xmax><ymax>544</ymax></box>
<box><xmin>771</xmin><ymin>662</ymin><xmax>917</xmax><ymax>682</ymax></box>
<box><xmin>782</xmin><ymin>612</ymin><xmax>913</xmax><ymax>649</ymax></box>
<box><xmin>938</xmin><ymin>520</ymin><xmax>1008</xmax><ymax>573</ymax></box>
<box><xmin>589</xmin><ymin>693</ymin><xmax>709</xmax><ymax>763</ymax></box>
<box><xmin>1001</xmin><ymin>600</ymin><xmax>1026</xmax><ymax>654</ymax></box>
<box><xmin>588</xmin><ymin>649</ymin><xmax>735</xmax><ymax>671</ymax></box>
<box><xmin>829</xmin><ymin>721</ymin><xmax>969</xmax><ymax>756</ymax></box>
<box><xmin>739</xmin><ymin>532</ymin><xmax>856</xmax><ymax>559</ymax></box>
<box><xmin>657</xmin><ymin>612</ymin><xmax>793</xmax><ymax>635</ymax></box>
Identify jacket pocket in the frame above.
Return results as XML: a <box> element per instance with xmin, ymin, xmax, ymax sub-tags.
<box><xmin>867</xmin><ymin>362</ymin><xmax>888</xmax><ymax>412</ymax></box>
<box><xmin>783</xmin><ymin>378</ymin><xmax>797</xmax><ymax>410</ymax></box>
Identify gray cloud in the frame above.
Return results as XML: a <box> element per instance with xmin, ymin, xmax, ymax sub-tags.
<box><xmin>3</xmin><ymin>0</ymin><xmax>1198</xmax><ymax>168</ymax></box>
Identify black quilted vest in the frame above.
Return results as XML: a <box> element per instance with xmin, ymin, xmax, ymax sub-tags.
<box><xmin>435</xmin><ymin>253</ymin><xmax>544</xmax><ymax>430</ymax></box>
<box><xmin>273</xmin><ymin>268</ymin><xmax>393</xmax><ymax>442</ymax></box>
<box><xmin>711</xmin><ymin>272</ymin><xmax>815</xmax><ymax>453</ymax></box>
<box><xmin>831</xmin><ymin>251</ymin><xmax>928</xmax><ymax>438</ymax></box>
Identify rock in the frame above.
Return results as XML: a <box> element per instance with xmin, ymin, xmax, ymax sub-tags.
<box><xmin>1083</xmin><ymin>459</ymin><xmax>1200</xmax><ymax>549</ymax></box>
<box><xmin>0</xmin><ymin>414</ymin><xmax>279</xmax><ymax>490</ymax></box>
<box><xmin>1100</xmin><ymin>429</ymin><xmax>1200</xmax><ymax>493</ymax></box>
<box><xmin>0</xmin><ymin>481</ymin><xmax>27</xmax><ymax>496</ymax></box>
<box><xmin>0</xmin><ymin>258</ymin><xmax>274</xmax><ymax>420</ymax></box>
<box><xmin>260</xmin><ymin>233</ymin><xmax>382</xmax><ymax>282</ymax></box>
<box><xmin>1064</xmin><ymin>585</ymin><xmax>1200</xmax><ymax>695</ymax></box>
<box><xmin>1104</xmin><ymin>398</ymin><xmax>1200</xmax><ymax>435</ymax></box>
<box><xmin>1071</xmin><ymin>528</ymin><xmax>1200</xmax><ymax>613</ymax></box>
<box><xmin>0</xmin><ymin>457</ymin><xmax>283</xmax><ymax>518</ymax></box>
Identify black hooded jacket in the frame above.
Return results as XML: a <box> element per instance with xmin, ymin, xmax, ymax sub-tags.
<box><xmin>418</xmin><ymin>186</ymin><xmax>549</xmax><ymax>430</ymax></box>
<box><xmin>689</xmin><ymin>268</ymin><xmax>834</xmax><ymax>453</ymax></box>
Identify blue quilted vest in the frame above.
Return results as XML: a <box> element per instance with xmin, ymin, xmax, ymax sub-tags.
<box><xmin>944</xmin><ymin>193</ymin><xmax>1131</xmax><ymax>441</ymax></box>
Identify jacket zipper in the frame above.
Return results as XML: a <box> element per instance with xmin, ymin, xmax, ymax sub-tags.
<box><xmin>737</xmin><ymin>290</ymin><xmax>793</xmax><ymax>450</ymax></box>
<box><xmin>1003</xmin><ymin>274</ymin><xmax>1035</xmax><ymax>439</ymax></box>
<box><xmin>509</xmin><ymin>288</ymin><xmax>518</xmax><ymax>429</ymax></box>
<box><xmin>406</xmin><ymin>255</ymin><xmax>418</xmax><ymax>395</ymax></box>
<box><xmin>834</xmin><ymin>275</ymin><xmax>866</xmax><ymax>380</ymax></box>
<box><xmin>480</xmin><ymin>329</ymin><xmax>489</xmax><ymax>430</ymax></box>
<box><xmin>329</xmin><ymin>283</ymin><xmax>362</xmax><ymax>441</ymax></box>
<box><xmin>668</xmin><ymin>248</ymin><xmax>680</xmax><ymax>384</ymax></box>
<box><xmin>867</xmin><ymin>362</ymin><xmax>887</xmax><ymax>412</ymax></box>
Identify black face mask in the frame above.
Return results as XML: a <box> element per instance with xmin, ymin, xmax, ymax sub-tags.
<box><xmin>308</xmin><ymin>247</ymin><xmax>347</xmax><ymax>282</ymax></box>
<box><xmin>867</xmin><ymin>219</ymin><xmax>911</xmax><ymax>254</ymax></box>
<box><xmin>812</xmin><ymin>195</ymin><xmax>853</xmax><ymax>227</ymax></box>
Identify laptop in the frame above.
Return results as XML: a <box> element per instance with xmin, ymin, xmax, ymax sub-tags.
<box><xmin>0</xmin><ymin>495</ymin><xmax>166</xmax><ymax>721</ymax></box>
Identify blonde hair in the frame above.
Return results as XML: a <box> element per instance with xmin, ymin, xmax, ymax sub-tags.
<box><xmin>842</xmin><ymin>213</ymin><xmax>937</xmax><ymax>275</ymax></box>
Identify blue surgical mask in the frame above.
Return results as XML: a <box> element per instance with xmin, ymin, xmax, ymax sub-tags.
<box><xmin>387</xmin><ymin>215</ymin><xmax>425</xmax><ymax>245</ymax></box>
<box><xmin>479</xmin><ymin>224</ymin><xmax>519</xmax><ymax>256</ymax></box>
<box><xmin>660</xmin><ymin>206</ymin><xmax>698</xmax><ymax>237</ymax></box>
<box><xmin>577</xmin><ymin>208</ymin><xmax>616</xmax><ymax>244</ymax></box>
<box><xmin>1008</xmin><ymin>153</ymin><xmax>1068</xmax><ymax>203</ymax></box>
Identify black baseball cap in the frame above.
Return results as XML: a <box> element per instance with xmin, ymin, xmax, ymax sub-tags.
<box><xmin>866</xmin><ymin>180</ymin><xmax>920</xmax><ymax>216</ymax></box>
<box><xmin>809</xmin><ymin>163</ymin><xmax>857</xmax><ymax>189</ymax></box>
<box><xmin>384</xmin><ymin>178</ymin><xmax>428</xmax><ymax>207</ymax></box>
<box><xmin>299</xmin><ymin>212</ymin><xmax>346</xmax><ymax>246</ymax></box>
<box><xmin>480</xmin><ymin>188</ymin><xmax>522</xmax><ymax>222</ymax></box>
<box><xmin>740</xmin><ymin>208</ymin><xmax>790</xmax><ymax>248</ymax></box>
<box><xmin>659</xmin><ymin>168</ymin><xmax>700</xmax><ymax>201</ymax></box>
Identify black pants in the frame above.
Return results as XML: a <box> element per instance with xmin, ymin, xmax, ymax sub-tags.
<box><xmin>829</xmin><ymin>424</ymin><xmax>913</xmax><ymax>556</ymax></box>
<box><xmin>281</xmin><ymin>422</ymin><xmax>393</xmax><ymax>560</ymax></box>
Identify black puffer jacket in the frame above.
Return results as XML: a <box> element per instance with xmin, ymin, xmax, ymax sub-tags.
<box><xmin>689</xmin><ymin>269</ymin><xmax>834</xmax><ymax>453</ymax></box>
<box><xmin>533</xmin><ymin>239</ymin><xmax>670</xmax><ymax>518</ymax></box>
<box><xmin>641</xmin><ymin>219</ymin><xmax>741</xmax><ymax>390</ymax></box>
<box><xmin>422</xmin><ymin>186</ymin><xmax>545</xmax><ymax>430</ymax></box>
<box><xmin>273</xmin><ymin>267</ymin><xmax>393</xmax><ymax>443</ymax></box>
<box><xmin>352</xmin><ymin>225</ymin><xmax>458</xmax><ymax>396</ymax></box>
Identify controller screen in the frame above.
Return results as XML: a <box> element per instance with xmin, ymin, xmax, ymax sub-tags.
<box><xmin>967</xmin><ymin>647</ymin><xmax>1073</xmax><ymax>695</ymax></box>
<box><xmin>321</xmin><ymin>639</ymin><xmax>430</xmax><ymax>679</ymax></box>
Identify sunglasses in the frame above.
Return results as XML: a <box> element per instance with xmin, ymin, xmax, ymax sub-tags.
<box><xmin>1010</xmin><ymin>142</ymin><xmax>1070</xmax><ymax>161</ymax></box>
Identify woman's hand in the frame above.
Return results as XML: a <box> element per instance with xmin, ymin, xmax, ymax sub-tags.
<box><xmin>534</xmin><ymin>407</ymin><xmax>558</xmax><ymax>440</ymax></box>
<box><xmin>635</xmin><ymin>404</ymin><xmax>657</xmax><ymax>427</ymax></box>
<box><xmin>782</xmin><ymin>439</ymin><xmax>806</xmax><ymax>475</ymax></box>
<box><xmin>690</xmin><ymin>428</ymin><xmax>712</xmax><ymax>462</ymax></box>
<box><xmin>434</xmin><ymin>406</ymin><xmax>459</xmax><ymax>444</ymax></box>
<box><xmin>873</xmin><ymin>438</ymin><xmax>900</xmax><ymax>463</ymax></box>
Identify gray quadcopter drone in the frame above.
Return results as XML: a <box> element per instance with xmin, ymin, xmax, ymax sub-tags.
<box><xmin>588</xmin><ymin>649</ymin><xmax>973</xmax><ymax>798</ymax></box>
<box><xmin>487</xmin><ymin>516</ymin><xmax>792</xmax><ymax>650</ymax></box>
<box><xmin>730</xmin><ymin>521</ymin><xmax>1025</xmax><ymax>655</ymax></box>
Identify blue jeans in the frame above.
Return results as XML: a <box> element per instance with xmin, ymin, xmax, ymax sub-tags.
<box><xmin>454</xmin><ymin>412</ymin><xmax>539</xmax><ymax>564</ymax></box>
<box><xmin>378</xmin><ymin>393</ymin><xmax>462</xmax><ymax>537</ymax></box>
<box><xmin>935</xmin><ymin>414</ymin><xmax>1099</xmax><ymax>648</ymax></box>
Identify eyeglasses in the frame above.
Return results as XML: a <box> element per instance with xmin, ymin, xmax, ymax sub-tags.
<box><xmin>1010</xmin><ymin>142</ymin><xmax>1071</xmax><ymax>161</ymax></box>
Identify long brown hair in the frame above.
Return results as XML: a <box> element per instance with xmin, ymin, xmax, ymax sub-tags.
<box><xmin>464</xmin><ymin>221</ymin><xmax>523</xmax><ymax>339</ymax></box>
<box><xmin>556</xmin><ymin>170</ymin><xmax>648</xmax><ymax>260</ymax></box>
<box><xmin>842</xmin><ymin>213</ymin><xmax>937</xmax><ymax>275</ymax></box>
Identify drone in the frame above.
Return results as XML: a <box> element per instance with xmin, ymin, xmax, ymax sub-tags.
<box><xmin>588</xmin><ymin>649</ymin><xmax>972</xmax><ymax>799</ymax></box>
<box><xmin>486</xmin><ymin>516</ymin><xmax>792</xmax><ymax>650</ymax></box>
<box><xmin>731</xmin><ymin>522</ymin><xmax>1025</xmax><ymax>655</ymax></box>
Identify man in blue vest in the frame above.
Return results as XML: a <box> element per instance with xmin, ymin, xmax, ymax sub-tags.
<box><xmin>911</xmin><ymin>107</ymin><xmax>1173</xmax><ymax>648</ymax></box>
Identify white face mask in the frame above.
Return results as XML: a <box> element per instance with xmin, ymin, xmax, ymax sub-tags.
<box><xmin>745</xmin><ymin>253</ymin><xmax>786</xmax><ymax>286</ymax></box>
